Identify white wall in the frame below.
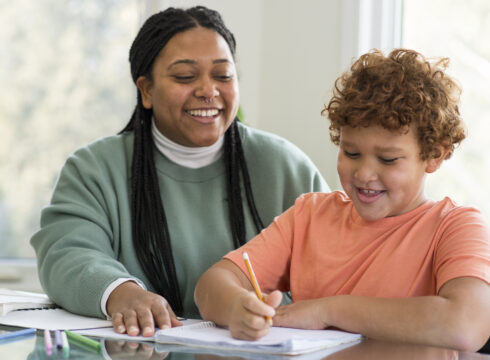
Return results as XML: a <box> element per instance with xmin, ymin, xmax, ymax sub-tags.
<box><xmin>256</xmin><ymin>1</ymin><xmax>342</xmax><ymax>189</ymax></box>
<box><xmin>160</xmin><ymin>0</ymin><xmax>344</xmax><ymax>189</ymax></box>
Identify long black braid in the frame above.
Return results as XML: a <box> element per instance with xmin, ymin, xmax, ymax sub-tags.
<box><xmin>120</xmin><ymin>6</ymin><xmax>263</xmax><ymax>316</ymax></box>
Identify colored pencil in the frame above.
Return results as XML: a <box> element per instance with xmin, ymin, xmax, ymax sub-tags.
<box><xmin>0</xmin><ymin>328</ymin><xmax>36</xmax><ymax>341</ymax></box>
<box><xmin>242</xmin><ymin>252</ymin><xmax>272</xmax><ymax>325</ymax></box>
<box><xmin>65</xmin><ymin>330</ymin><xmax>102</xmax><ymax>353</ymax></box>
<box><xmin>44</xmin><ymin>329</ymin><xmax>52</xmax><ymax>355</ymax></box>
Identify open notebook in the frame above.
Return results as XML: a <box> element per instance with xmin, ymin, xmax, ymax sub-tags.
<box><xmin>77</xmin><ymin>320</ymin><xmax>362</xmax><ymax>356</ymax></box>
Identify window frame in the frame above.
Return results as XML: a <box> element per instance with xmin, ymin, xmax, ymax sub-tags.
<box><xmin>339</xmin><ymin>0</ymin><xmax>403</xmax><ymax>69</ymax></box>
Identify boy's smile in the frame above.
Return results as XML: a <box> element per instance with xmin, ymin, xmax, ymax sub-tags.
<box><xmin>338</xmin><ymin>125</ymin><xmax>436</xmax><ymax>222</ymax></box>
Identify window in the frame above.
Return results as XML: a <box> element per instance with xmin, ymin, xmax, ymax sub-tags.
<box><xmin>340</xmin><ymin>0</ymin><xmax>489</xmax><ymax>222</ymax></box>
<box><xmin>403</xmin><ymin>0</ymin><xmax>490</xmax><ymax>221</ymax></box>
<box><xmin>0</xmin><ymin>1</ymin><xmax>141</xmax><ymax>258</ymax></box>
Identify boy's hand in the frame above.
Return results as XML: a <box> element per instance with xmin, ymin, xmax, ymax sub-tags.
<box><xmin>107</xmin><ymin>281</ymin><xmax>182</xmax><ymax>337</ymax></box>
<box><xmin>228</xmin><ymin>290</ymin><xmax>282</xmax><ymax>340</ymax></box>
<box><xmin>273</xmin><ymin>298</ymin><xmax>330</xmax><ymax>330</ymax></box>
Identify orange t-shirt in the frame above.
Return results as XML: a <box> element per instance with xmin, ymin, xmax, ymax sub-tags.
<box><xmin>225</xmin><ymin>191</ymin><xmax>490</xmax><ymax>300</ymax></box>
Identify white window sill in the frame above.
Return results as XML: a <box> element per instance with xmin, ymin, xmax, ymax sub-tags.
<box><xmin>0</xmin><ymin>258</ymin><xmax>43</xmax><ymax>293</ymax></box>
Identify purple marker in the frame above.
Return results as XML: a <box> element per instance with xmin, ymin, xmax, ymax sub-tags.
<box><xmin>54</xmin><ymin>329</ymin><xmax>63</xmax><ymax>350</ymax></box>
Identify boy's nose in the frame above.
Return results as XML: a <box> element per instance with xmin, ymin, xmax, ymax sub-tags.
<box><xmin>354</xmin><ymin>162</ymin><xmax>378</xmax><ymax>183</ymax></box>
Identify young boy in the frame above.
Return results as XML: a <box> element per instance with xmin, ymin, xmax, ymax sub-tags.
<box><xmin>194</xmin><ymin>49</ymin><xmax>490</xmax><ymax>352</ymax></box>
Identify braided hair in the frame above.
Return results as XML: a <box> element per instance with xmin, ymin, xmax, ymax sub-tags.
<box><xmin>120</xmin><ymin>6</ymin><xmax>264</xmax><ymax>316</ymax></box>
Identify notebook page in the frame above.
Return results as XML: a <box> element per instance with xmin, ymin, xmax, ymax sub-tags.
<box><xmin>75</xmin><ymin>321</ymin><xmax>362</xmax><ymax>355</ymax></box>
<box><xmin>154</xmin><ymin>324</ymin><xmax>362</xmax><ymax>354</ymax></box>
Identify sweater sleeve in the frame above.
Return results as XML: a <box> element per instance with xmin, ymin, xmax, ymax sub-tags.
<box><xmin>31</xmin><ymin>141</ymin><xmax>138</xmax><ymax>318</ymax></box>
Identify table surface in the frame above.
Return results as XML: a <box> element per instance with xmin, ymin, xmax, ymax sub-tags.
<box><xmin>1</xmin><ymin>325</ymin><xmax>489</xmax><ymax>360</ymax></box>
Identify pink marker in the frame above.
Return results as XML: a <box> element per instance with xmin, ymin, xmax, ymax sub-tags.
<box><xmin>44</xmin><ymin>329</ymin><xmax>53</xmax><ymax>355</ymax></box>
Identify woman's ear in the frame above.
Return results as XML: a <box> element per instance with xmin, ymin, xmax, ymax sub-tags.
<box><xmin>136</xmin><ymin>76</ymin><xmax>153</xmax><ymax>109</ymax></box>
<box><xmin>425</xmin><ymin>147</ymin><xmax>450</xmax><ymax>173</ymax></box>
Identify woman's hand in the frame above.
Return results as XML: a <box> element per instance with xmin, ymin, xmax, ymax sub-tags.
<box><xmin>273</xmin><ymin>298</ymin><xmax>330</xmax><ymax>330</ymax></box>
<box><xmin>228</xmin><ymin>290</ymin><xmax>282</xmax><ymax>340</ymax></box>
<box><xmin>106</xmin><ymin>281</ymin><xmax>182</xmax><ymax>337</ymax></box>
<box><xmin>105</xmin><ymin>339</ymin><xmax>169</xmax><ymax>359</ymax></box>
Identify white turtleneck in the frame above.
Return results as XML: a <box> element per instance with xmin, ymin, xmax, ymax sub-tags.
<box><xmin>151</xmin><ymin>119</ymin><xmax>224</xmax><ymax>168</ymax></box>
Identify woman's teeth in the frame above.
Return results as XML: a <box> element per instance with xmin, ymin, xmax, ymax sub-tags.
<box><xmin>187</xmin><ymin>109</ymin><xmax>219</xmax><ymax>117</ymax></box>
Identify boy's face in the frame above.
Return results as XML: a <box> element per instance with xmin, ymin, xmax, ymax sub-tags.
<box><xmin>338</xmin><ymin>124</ymin><xmax>434</xmax><ymax>222</ymax></box>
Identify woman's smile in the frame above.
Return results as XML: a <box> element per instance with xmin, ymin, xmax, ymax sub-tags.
<box><xmin>185</xmin><ymin>108</ymin><xmax>222</xmax><ymax>124</ymax></box>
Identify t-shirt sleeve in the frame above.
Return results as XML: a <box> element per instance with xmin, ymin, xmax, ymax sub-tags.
<box><xmin>434</xmin><ymin>206</ymin><xmax>490</xmax><ymax>292</ymax></box>
<box><xmin>224</xmin><ymin>201</ymin><xmax>300</xmax><ymax>293</ymax></box>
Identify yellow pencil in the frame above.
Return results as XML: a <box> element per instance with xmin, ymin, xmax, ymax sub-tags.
<box><xmin>242</xmin><ymin>252</ymin><xmax>272</xmax><ymax>326</ymax></box>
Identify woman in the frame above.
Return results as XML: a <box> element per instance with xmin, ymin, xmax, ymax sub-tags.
<box><xmin>31</xmin><ymin>6</ymin><xmax>328</xmax><ymax>337</ymax></box>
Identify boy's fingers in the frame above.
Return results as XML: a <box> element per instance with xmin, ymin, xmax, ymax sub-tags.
<box><xmin>264</xmin><ymin>290</ymin><xmax>283</xmax><ymax>308</ymax></box>
<box><xmin>232</xmin><ymin>318</ymin><xmax>271</xmax><ymax>340</ymax></box>
<box><xmin>242</xmin><ymin>292</ymin><xmax>276</xmax><ymax>317</ymax></box>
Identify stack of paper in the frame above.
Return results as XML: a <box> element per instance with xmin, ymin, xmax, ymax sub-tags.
<box><xmin>0</xmin><ymin>288</ymin><xmax>55</xmax><ymax>316</ymax></box>
<box><xmin>0</xmin><ymin>288</ymin><xmax>112</xmax><ymax>330</ymax></box>
<box><xmin>0</xmin><ymin>307</ymin><xmax>112</xmax><ymax>330</ymax></box>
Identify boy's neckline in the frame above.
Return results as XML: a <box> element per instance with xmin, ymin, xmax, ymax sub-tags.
<box><xmin>350</xmin><ymin>199</ymin><xmax>436</xmax><ymax>227</ymax></box>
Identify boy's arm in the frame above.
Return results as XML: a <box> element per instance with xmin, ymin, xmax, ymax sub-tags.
<box><xmin>274</xmin><ymin>276</ymin><xmax>489</xmax><ymax>352</ymax></box>
<box><xmin>195</xmin><ymin>259</ymin><xmax>282</xmax><ymax>340</ymax></box>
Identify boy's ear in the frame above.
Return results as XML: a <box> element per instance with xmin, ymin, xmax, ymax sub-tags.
<box><xmin>425</xmin><ymin>147</ymin><xmax>450</xmax><ymax>173</ymax></box>
<box><xmin>136</xmin><ymin>76</ymin><xmax>153</xmax><ymax>109</ymax></box>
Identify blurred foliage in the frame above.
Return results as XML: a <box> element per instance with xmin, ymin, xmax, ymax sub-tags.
<box><xmin>0</xmin><ymin>0</ymin><xmax>140</xmax><ymax>257</ymax></box>
<box><xmin>403</xmin><ymin>0</ymin><xmax>490</xmax><ymax>222</ymax></box>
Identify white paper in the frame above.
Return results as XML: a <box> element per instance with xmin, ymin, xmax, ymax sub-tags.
<box><xmin>76</xmin><ymin>320</ymin><xmax>362</xmax><ymax>355</ymax></box>
<box><xmin>0</xmin><ymin>288</ymin><xmax>55</xmax><ymax>316</ymax></box>
<box><xmin>0</xmin><ymin>307</ymin><xmax>112</xmax><ymax>330</ymax></box>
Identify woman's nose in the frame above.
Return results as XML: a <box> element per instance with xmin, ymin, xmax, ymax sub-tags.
<box><xmin>194</xmin><ymin>77</ymin><xmax>219</xmax><ymax>100</ymax></box>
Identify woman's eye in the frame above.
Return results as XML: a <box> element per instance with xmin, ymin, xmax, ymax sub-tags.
<box><xmin>343</xmin><ymin>150</ymin><xmax>359</xmax><ymax>158</ymax></box>
<box><xmin>215</xmin><ymin>74</ymin><xmax>233</xmax><ymax>81</ymax></box>
<box><xmin>173</xmin><ymin>75</ymin><xmax>195</xmax><ymax>82</ymax></box>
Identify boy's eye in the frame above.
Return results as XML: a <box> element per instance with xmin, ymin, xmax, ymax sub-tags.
<box><xmin>379</xmin><ymin>157</ymin><xmax>398</xmax><ymax>164</ymax></box>
<box><xmin>343</xmin><ymin>150</ymin><xmax>359</xmax><ymax>158</ymax></box>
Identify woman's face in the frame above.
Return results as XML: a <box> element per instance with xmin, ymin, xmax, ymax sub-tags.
<box><xmin>137</xmin><ymin>26</ymin><xmax>239</xmax><ymax>147</ymax></box>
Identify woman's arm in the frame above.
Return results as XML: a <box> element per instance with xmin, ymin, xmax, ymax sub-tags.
<box><xmin>195</xmin><ymin>259</ymin><xmax>283</xmax><ymax>340</ymax></box>
<box><xmin>273</xmin><ymin>276</ymin><xmax>490</xmax><ymax>352</ymax></box>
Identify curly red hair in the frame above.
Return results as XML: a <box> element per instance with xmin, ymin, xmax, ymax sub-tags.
<box><xmin>323</xmin><ymin>49</ymin><xmax>466</xmax><ymax>160</ymax></box>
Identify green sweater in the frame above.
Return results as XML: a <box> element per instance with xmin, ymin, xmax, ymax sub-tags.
<box><xmin>31</xmin><ymin>123</ymin><xmax>329</xmax><ymax>319</ymax></box>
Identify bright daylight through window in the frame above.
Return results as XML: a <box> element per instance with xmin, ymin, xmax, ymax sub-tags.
<box><xmin>0</xmin><ymin>1</ymin><xmax>140</xmax><ymax>257</ymax></box>
<box><xmin>403</xmin><ymin>0</ymin><xmax>490</xmax><ymax>222</ymax></box>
